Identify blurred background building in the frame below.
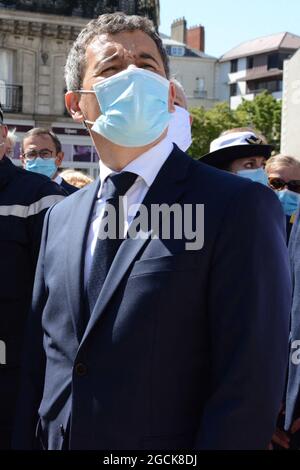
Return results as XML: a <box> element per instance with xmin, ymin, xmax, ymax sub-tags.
<box><xmin>281</xmin><ymin>47</ymin><xmax>300</xmax><ymax>159</ymax></box>
<box><xmin>217</xmin><ymin>32</ymin><xmax>300</xmax><ymax>109</ymax></box>
<box><xmin>162</xmin><ymin>17</ymin><xmax>219</xmax><ymax>109</ymax></box>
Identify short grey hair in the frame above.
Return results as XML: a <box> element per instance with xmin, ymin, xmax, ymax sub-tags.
<box><xmin>65</xmin><ymin>12</ymin><xmax>169</xmax><ymax>91</ymax></box>
<box><xmin>266</xmin><ymin>154</ymin><xmax>300</xmax><ymax>172</ymax></box>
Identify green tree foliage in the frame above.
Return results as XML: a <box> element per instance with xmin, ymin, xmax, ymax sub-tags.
<box><xmin>188</xmin><ymin>91</ymin><xmax>282</xmax><ymax>159</ymax></box>
<box><xmin>234</xmin><ymin>91</ymin><xmax>282</xmax><ymax>151</ymax></box>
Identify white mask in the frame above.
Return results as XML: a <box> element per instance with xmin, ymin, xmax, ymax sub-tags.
<box><xmin>167</xmin><ymin>105</ymin><xmax>192</xmax><ymax>152</ymax></box>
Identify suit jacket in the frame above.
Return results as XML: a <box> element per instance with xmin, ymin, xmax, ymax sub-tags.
<box><xmin>60</xmin><ymin>178</ymin><xmax>78</xmax><ymax>196</ymax></box>
<box><xmin>14</xmin><ymin>146</ymin><xmax>291</xmax><ymax>450</ymax></box>
<box><xmin>285</xmin><ymin>211</ymin><xmax>300</xmax><ymax>429</ymax></box>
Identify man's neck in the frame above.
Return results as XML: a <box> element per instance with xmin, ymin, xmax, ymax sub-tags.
<box><xmin>92</xmin><ymin>130</ymin><xmax>168</xmax><ymax>172</ymax></box>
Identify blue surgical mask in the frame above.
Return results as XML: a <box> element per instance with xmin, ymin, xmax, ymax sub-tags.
<box><xmin>237</xmin><ymin>168</ymin><xmax>268</xmax><ymax>186</ymax></box>
<box><xmin>277</xmin><ymin>189</ymin><xmax>300</xmax><ymax>216</ymax></box>
<box><xmin>83</xmin><ymin>67</ymin><xmax>172</xmax><ymax>147</ymax></box>
<box><xmin>25</xmin><ymin>157</ymin><xmax>56</xmax><ymax>179</ymax></box>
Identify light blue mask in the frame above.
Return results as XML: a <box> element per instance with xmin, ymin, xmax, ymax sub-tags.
<box><xmin>277</xmin><ymin>189</ymin><xmax>300</xmax><ymax>216</ymax></box>
<box><xmin>237</xmin><ymin>168</ymin><xmax>268</xmax><ymax>186</ymax></box>
<box><xmin>84</xmin><ymin>67</ymin><xmax>172</xmax><ymax>147</ymax></box>
<box><xmin>25</xmin><ymin>157</ymin><xmax>56</xmax><ymax>179</ymax></box>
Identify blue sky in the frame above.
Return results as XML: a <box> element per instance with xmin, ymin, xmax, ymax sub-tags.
<box><xmin>159</xmin><ymin>0</ymin><xmax>300</xmax><ymax>57</ymax></box>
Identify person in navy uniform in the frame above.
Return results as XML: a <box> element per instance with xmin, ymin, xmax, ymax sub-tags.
<box><xmin>21</xmin><ymin>128</ymin><xmax>78</xmax><ymax>196</ymax></box>
<box><xmin>13</xmin><ymin>13</ymin><xmax>291</xmax><ymax>450</ymax></box>
<box><xmin>0</xmin><ymin>105</ymin><xmax>65</xmax><ymax>449</ymax></box>
<box><xmin>200</xmin><ymin>127</ymin><xmax>272</xmax><ymax>186</ymax></box>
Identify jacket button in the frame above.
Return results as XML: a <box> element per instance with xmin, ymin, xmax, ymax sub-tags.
<box><xmin>75</xmin><ymin>362</ymin><xmax>87</xmax><ymax>376</ymax></box>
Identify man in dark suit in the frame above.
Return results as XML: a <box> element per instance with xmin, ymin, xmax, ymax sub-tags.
<box><xmin>21</xmin><ymin>128</ymin><xmax>78</xmax><ymax>195</ymax></box>
<box><xmin>14</xmin><ymin>13</ymin><xmax>291</xmax><ymax>450</ymax></box>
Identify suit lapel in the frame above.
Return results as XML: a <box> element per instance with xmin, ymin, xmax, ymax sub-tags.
<box><xmin>79</xmin><ymin>146</ymin><xmax>192</xmax><ymax>347</ymax></box>
<box><xmin>66</xmin><ymin>178</ymin><xmax>100</xmax><ymax>343</ymax></box>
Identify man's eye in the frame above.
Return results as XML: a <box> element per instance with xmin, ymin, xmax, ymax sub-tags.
<box><xmin>141</xmin><ymin>64</ymin><xmax>155</xmax><ymax>70</ymax></box>
<box><xmin>101</xmin><ymin>67</ymin><xmax>117</xmax><ymax>75</ymax></box>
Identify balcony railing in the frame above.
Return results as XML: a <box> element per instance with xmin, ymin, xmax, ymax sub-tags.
<box><xmin>0</xmin><ymin>84</ymin><xmax>23</xmax><ymax>113</ymax></box>
<box><xmin>247</xmin><ymin>88</ymin><xmax>282</xmax><ymax>95</ymax></box>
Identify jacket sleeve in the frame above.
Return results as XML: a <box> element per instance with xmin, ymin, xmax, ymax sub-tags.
<box><xmin>12</xmin><ymin>207</ymin><xmax>53</xmax><ymax>449</ymax></box>
<box><xmin>196</xmin><ymin>182</ymin><xmax>292</xmax><ymax>449</ymax></box>
<box><xmin>26</xmin><ymin>180</ymin><xmax>65</xmax><ymax>270</ymax></box>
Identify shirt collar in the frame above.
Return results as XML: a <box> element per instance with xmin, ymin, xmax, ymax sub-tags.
<box><xmin>98</xmin><ymin>137</ymin><xmax>174</xmax><ymax>197</ymax></box>
<box><xmin>54</xmin><ymin>174</ymin><xmax>62</xmax><ymax>185</ymax></box>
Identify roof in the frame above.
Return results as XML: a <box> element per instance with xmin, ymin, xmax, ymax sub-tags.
<box><xmin>160</xmin><ymin>33</ymin><xmax>217</xmax><ymax>59</ymax></box>
<box><xmin>236</xmin><ymin>69</ymin><xmax>283</xmax><ymax>82</ymax></box>
<box><xmin>219</xmin><ymin>32</ymin><xmax>300</xmax><ymax>62</ymax></box>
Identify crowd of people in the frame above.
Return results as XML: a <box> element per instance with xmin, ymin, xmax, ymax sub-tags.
<box><xmin>0</xmin><ymin>11</ymin><xmax>300</xmax><ymax>451</ymax></box>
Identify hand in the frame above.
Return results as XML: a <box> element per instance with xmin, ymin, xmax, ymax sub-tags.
<box><xmin>291</xmin><ymin>417</ymin><xmax>300</xmax><ymax>435</ymax></box>
<box><xmin>270</xmin><ymin>428</ymin><xmax>290</xmax><ymax>449</ymax></box>
<box><xmin>270</xmin><ymin>404</ymin><xmax>290</xmax><ymax>450</ymax></box>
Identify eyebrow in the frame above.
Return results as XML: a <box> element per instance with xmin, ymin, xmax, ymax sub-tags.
<box><xmin>25</xmin><ymin>148</ymin><xmax>52</xmax><ymax>152</ymax></box>
<box><xmin>93</xmin><ymin>50</ymin><xmax>160</xmax><ymax>74</ymax></box>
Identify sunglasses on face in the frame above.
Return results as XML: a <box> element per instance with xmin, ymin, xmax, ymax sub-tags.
<box><xmin>268</xmin><ymin>177</ymin><xmax>300</xmax><ymax>194</ymax></box>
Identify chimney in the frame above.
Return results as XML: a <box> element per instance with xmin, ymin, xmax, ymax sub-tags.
<box><xmin>186</xmin><ymin>25</ymin><xmax>205</xmax><ymax>52</ymax></box>
<box><xmin>171</xmin><ymin>17</ymin><xmax>187</xmax><ymax>44</ymax></box>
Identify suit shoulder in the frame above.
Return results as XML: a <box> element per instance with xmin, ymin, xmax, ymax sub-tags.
<box><xmin>185</xmin><ymin>156</ymin><xmax>281</xmax><ymax>215</ymax></box>
<box><xmin>188</xmin><ymin>157</ymin><xmax>254</xmax><ymax>194</ymax></box>
<box><xmin>49</xmin><ymin>178</ymin><xmax>99</xmax><ymax>217</ymax></box>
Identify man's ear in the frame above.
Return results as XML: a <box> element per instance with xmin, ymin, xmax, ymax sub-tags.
<box><xmin>55</xmin><ymin>151</ymin><xmax>64</xmax><ymax>166</ymax></box>
<box><xmin>168</xmin><ymin>81</ymin><xmax>176</xmax><ymax>113</ymax></box>
<box><xmin>65</xmin><ymin>91</ymin><xmax>85</xmax><ymax>123</ymax></box>
<box><xmin>1</xmin><ymin>124</ymin><xmax>8</xmax><ymax>139</ymax></box>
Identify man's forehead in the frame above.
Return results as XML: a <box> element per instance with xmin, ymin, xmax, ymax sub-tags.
<box><xmin>87</xmin><ymin>31</ymin><xmax>159</xmax><ymax>60</ymax></box>
<box><xmin>24</xmin><ymin>134</ymin><xmax>54</xmax><ymax>147</ymax></box>
<box><xmin>270</xmin><ymin>166</ymin><xmax>300</xmax><ymax>177</ymax></box>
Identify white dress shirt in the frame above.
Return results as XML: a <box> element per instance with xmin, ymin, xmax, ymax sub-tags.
<box><xmin>84</xmin><ymin>137</ymin><xmax>174</xmax><ymax>285</ymax></box>
<box><xmin>54</xmin><ymin>174</ymin><xmax>62</xmax><ymax>185</ymax></box>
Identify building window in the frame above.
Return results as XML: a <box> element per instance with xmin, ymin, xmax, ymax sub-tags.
<box><xmin>170</xmin><ymin>46</ymin><xmax>185</xmax><ymax>57</ymax></box>
<box><xmin>268</xmin><ymin>53</ymin><xmax>279</xmax><ymax>69</ymax></box>
<box><xmin>196</xmin><ymin>77</ymin><xmax>206</xmax><ymax>92</ymax></box>
<box><xmin>194</xmin><ymin>77</ymin><xmax>207</xmax><ymax>98</ymax></box>
<box><xmin>247</xmin><ymin>56</ymin><xmax>254</xmax><ymax>69</ymax></box>
<box><xmin>0</xmin><ymin>49</ymin><xmax>13</xmax><ymax>83</ymax></box>
<box><xmin>230</xmin><ymin>83</ymin><xmax>238</xmax><ymax>96</ymax></box>
<box><xmin>247</xmin><ymin>79</ymin><xmax>282</xmax><ymax>94</ymax></box>
<box><xmin>230</xmin><ymin>59</ymin><xmax>238</xmax><ymax>73</ymax></box>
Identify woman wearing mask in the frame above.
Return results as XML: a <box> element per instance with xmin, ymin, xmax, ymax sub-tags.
<box><xmin>266</xmin><ymin>154</ymin><xmax>300</xmax><ymax>240</ymax></box>
<box><xmin>200</xmin><ymin>127</ymin><xmax>272</xmax><ymax>186</ymax></box>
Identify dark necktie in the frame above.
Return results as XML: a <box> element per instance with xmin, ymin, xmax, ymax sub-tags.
<box><xmin>85</xmin><ymin>171</ymin><xmax>138</xmax><ymax>317</ymax></box>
